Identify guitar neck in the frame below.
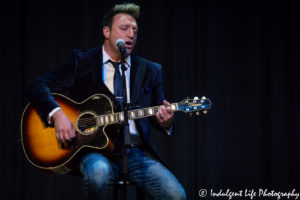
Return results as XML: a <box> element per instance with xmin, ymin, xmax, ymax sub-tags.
<box><xmin>96</xmin><ymin>103</ymin><xmax>178</xmax><ymax>126</ymax></box>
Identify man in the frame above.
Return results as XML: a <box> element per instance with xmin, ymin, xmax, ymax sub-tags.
<box><xmin>27</xmin><ymin>3</ymin><xmax>186</xmax><ymax>200</ymax></box>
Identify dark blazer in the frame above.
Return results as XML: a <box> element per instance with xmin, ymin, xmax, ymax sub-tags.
<box><xmin>26</xmin><ymin>46</ymin><xmax>170</xmax><ymax>163</ymax></box>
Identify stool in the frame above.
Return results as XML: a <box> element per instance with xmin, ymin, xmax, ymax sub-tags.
<box><xmin>113</xmin><ymin>179</ymin><xmax>146</xmax><ymax>200</ymax></box>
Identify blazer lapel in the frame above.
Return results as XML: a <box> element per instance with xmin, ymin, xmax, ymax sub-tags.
<box><xmin>130</xmin><ymin>55</ymin><xmax>146</xmax><ymax>104</ymax></box>
<box><xmin>90</xmin><ymin>47</ymin><xmax>115</xmax><ymax>97</ymax></box>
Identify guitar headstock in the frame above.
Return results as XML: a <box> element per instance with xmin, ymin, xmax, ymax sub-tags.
<box><xmin>177</xmin><ymin>96</ymin><xmax>212</xmax><ymax>115</ymax></box>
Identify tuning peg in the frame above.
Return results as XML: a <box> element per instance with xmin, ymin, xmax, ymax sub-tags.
<box><xmin>196</xmin><ymin>111</ymin><xmax>200</xmax><ymax>116</ymax></box>
<box><xmin>193</xmin><ymin>96</ymin><xmax>199</xmax><ymax>103</ymax></box>
<box><xmin>203</xmin><ymin>110</ymin><xmax>208</xmax><ymax>114</ymax></box>
<box><xmin>201</xmin><ymin>96</ymin><xmax>206</xmax><ymax>103</ymax></box>
<box><xmin>185</xmin><ymin>97</ymin><xmax>190</xmax><ymax>103</ymax></box>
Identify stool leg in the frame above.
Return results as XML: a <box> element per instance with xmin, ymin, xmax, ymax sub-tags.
<box><xmin>113</xmin><ymin>182</ymin><xmax>146</xmax><ymax>200</ymax></box>
<box><xmin>136</xmin><ymin>187</ymin><xmax>146</xmax><ymax>200</ymax></box>
<box><xmin>113</xmin><ymin>184</ymin><xmax>119</xmax><ymax>200</ymax></box>
<box><xmin>121</xmin><ymin>184</ymin><xmax>127</xmax><ymax>200</ymax></box>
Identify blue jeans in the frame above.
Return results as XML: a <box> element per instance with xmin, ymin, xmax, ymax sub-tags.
<box><xmin>80</xmin><ymin>147</ymin><xmax>186</xmax><ymax>200</ymax></box>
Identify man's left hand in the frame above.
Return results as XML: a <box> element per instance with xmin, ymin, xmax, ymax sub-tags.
<box><xmin>156</xmin><ymin>100</ymin><xmax>174</xmax><ymax>129</ymax></box>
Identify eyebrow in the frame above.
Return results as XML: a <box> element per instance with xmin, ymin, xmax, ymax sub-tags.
<box><xmin>120</xmin><ymin>24</ymin><xmax>138</xmax><ymax>29</ymax></box>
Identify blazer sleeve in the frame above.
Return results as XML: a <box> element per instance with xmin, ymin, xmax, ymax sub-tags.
<box><xmin>148</xmin><ymin>64</ymin><xmax>175</xmax><ymax>134</ymax></box>
<box><xmin>26</xmin><ymin>50</ymin><xmax>78</xmax><ymax>125</ymax></box>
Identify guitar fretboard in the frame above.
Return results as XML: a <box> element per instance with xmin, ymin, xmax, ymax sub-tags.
<box><xmin>96</xmin><ymin>103</ymin><xmax>178</xmax><ymax>126</ymax></box>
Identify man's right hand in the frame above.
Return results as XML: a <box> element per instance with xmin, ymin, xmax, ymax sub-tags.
<box><xmin>52</xmin><ymin>109</ymin><xmax>76</xmax><ymax>146</ymax></box>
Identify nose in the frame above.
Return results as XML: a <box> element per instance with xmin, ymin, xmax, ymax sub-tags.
<box><xmin>127</xmin><ymin>28</ymin><xmax>134</xmax><ymax>38</ymax></box>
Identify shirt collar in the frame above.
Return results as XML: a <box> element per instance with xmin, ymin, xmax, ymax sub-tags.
<box><xmin>102</xmin><ymin>46</ymin><xmax>131</xmax><ymax>67</ymax></box>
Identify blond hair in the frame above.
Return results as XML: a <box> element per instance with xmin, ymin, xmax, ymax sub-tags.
<box><xmin>102</xmin><ymin>3</ymin><xmax>140</xmax><ymax>28</ymax></box>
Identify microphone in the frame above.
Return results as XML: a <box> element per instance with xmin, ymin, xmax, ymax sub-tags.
<box><xmin>115</xmin><ymin>39</ymin><xmax>126</xmax><ymax>56</ymax></box>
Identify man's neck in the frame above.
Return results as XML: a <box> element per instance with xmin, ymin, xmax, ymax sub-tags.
<box><xmin>103</xmin><ymin>44</ymin><xmax>121</xmax><ymax>62</ymax></box>
<box><xmin>103</xmin><ymin>46</ymin><xmax>131</xmax><ymax>66</ymax></box>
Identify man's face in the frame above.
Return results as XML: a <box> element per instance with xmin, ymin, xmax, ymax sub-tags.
<box><xmin>104</xmin><ymin>13</ymin><xmax>138</xmax><ymax>57</ymax></box>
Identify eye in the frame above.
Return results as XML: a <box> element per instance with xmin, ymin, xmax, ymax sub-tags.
<box><xmin>120</xmin><ymin>26</ymin><xmax>128</xmax><ymax>31</ymax></box>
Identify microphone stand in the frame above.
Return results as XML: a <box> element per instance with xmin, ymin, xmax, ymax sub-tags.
<box><xmin>119</xmin><ymin>53</ymin><xmax>132</xmax><ymax>200</ymax></box>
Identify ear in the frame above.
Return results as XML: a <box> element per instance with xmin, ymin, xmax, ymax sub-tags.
<box><xmin>103</xmin><ymin>26</ymin><xmax>110</xmax><ymax>39</ymax></box>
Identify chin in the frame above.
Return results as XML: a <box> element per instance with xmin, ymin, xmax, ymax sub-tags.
<box><xmin>126</xmin><ymin>50</ymin><xmax>133</xmax><ymax>55</ymax></box>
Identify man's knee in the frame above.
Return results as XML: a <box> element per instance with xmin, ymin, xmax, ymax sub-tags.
<box><xmin>80</xmin><ymin>153</ymin><xmax>112</xmax><ymax>189</ymax></box>
<box><xmin>144</xmin><ymin>161</ymin><xmax>187</xmax><ymax>200</ymax></box>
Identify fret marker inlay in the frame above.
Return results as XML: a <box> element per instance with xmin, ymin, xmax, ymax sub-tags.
<box><xmin>149</xmin><ymin>108</ymin><xmax>153</xmax><ymax>115</ymax></box>
<box><xmin>139</xmin><ymin>110</ymin><xmax>144</xmax><ymax>117</ymax></box>
<box><xmin>110</xmin><ymin>115</ymin><xmax>114</xmax><ymax>122</ymax></box>
<box><xmin>130</xmin><ymin>112</ymin><xmax>135</xmax><ymax>118</ymax></box>
<box><xmin>119</xmin><ymin>113</ymin><xmax>124</xmax><ymax>121</ymax></box>
<box><xmin>105</xmin><ymin>116</ymin><xmax>109</xmax><ymax>124</ymax></box>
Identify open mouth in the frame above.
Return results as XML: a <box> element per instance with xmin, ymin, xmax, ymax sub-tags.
<box><xmin>125</xmin><ymin>41</ymin><xmax>133</xmax><ymax>49</ymax></box>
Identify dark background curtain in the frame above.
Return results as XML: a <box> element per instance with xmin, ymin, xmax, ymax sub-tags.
<box><xmin>1</xmin><ymin>0</ymin><xmax>299</xmax><ymax>199</ymax></box>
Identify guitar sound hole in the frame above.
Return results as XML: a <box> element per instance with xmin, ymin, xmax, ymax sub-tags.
<box><xmin>77</xmin><ymin>112</ymin><xmax>98</xmax><ymax>135</ymax></box>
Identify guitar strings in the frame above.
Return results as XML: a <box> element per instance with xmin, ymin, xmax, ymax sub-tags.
<box><xmin>71</xmin><ymin>105</ymin><xmax>163</xmax><ymax>128</ymax></box>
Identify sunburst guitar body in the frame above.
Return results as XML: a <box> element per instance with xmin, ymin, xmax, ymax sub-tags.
<box><xmin>21</xmin><ymin>93</ymin><xmax>211</xmax><ymax>174</ymax></box>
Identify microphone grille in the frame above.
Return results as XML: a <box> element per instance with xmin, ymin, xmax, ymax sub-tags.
<box><xmin>115</xmin><ymin>39</ymin><xmax>125</xmax><ymax>46</ymax></box>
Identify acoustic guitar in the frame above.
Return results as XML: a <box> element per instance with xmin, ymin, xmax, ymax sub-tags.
<box><xmin>21</xmin><ymin>93</ymin><xmax>211</xmax><ymax>174</ymax></box>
